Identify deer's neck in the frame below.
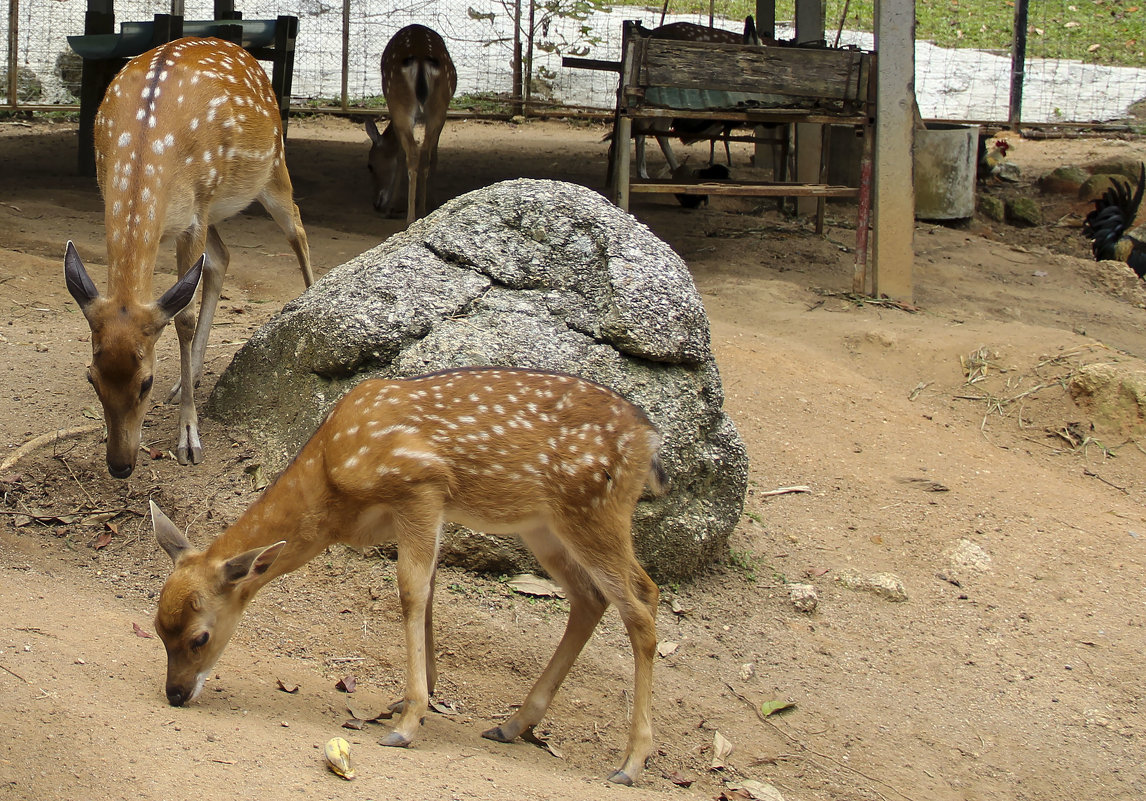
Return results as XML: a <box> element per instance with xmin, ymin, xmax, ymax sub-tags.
<box><xmin>99</xmin><ymin>151</ymin><xmax>173</xmax><ymax>301</ymax></box>
<box><xmin>206</xmin><ymin>444</ymin><xmax>334</xmax><ymax>588</ymax></box>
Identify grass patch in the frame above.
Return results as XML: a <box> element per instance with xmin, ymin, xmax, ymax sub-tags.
<box><xmin>615</xmin><ymin>0</ymin><xmax>1145</xmax><ymax>67</ymax></box>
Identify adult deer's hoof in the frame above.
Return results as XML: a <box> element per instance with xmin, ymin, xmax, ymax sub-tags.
<box><xmin>607</xmin><ymin>769</ymin><xmax>634</xmax><ymax>786</ymax></box>
<box><xmin>379</xmin><ymin>731</ymin><xmax>412</xmax><ymax>748</ymax></box>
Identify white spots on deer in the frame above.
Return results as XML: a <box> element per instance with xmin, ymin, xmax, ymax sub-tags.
<box><xmin>117</xmin><ymin>131</ymin><xmax>132</xmax><ymax>148</ymax></box>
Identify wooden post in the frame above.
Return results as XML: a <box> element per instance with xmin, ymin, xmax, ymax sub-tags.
<box><xmin>754</xmin><ymin>0</ymin><xmax>777</xmax><ymax>176</ymax></box>
<box><xmin>871</xmin><ymin>0</ymin><xmax>915</xmax><ymax>300</ymax></box>
<box><xmin>794</xmin><ymin>0</ymin><xmax>825</xmax><ymax>217</ymax></box>
<box><xmin>340</xmin><ymin>0</ymin><xmax>350</xmax><ymax>112</ymax></box>
<box><xmin>1008</xmin><ymin>0</ymin><xmax>1029</xmax><ymax>131</ymax></box>
<box><xmin>7</xmin><ymin>0</ymin><xmax>18</xmax><ymax>109</ymax></box>
<box><xmin>77</xmin><ymin>0</ymin><xmax>116</xmax><ymax>176</ymax></box>
<box><xmin>755</xmin><ymin>0</ymin><xmax>775</xmax><ymax>39</ymax></box>
<box><xmin>511</xmin><ymin>0</ymin><xmax>523</xmax><ymax>116</ymax></box>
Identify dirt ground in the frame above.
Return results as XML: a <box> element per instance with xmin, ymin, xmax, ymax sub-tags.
<box><xmin>1</xmin><ymin>114</ymin><xmax>1144</xmax><ymax>801</ymax></box>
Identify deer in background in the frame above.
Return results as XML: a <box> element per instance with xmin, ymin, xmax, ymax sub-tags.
<box><xmin>366</xmin><ymin>25</ymin><xmax>457</xmax><ymax>223</ymax></box>
<box><xmin>631</xmin><ymin>17</ymin><xmax>774</xmax><ymax>181</ymax></box>
<box><xmin>64</xmin><ymin>37</ymin><xmax>314</xmax><ymax>478</ymax></box>
<box><xmin>150</xmin><ymin>366</ymin><xmax>665</xmax><ymax>785</ymax></box>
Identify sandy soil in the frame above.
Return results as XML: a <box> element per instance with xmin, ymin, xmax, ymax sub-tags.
<box><xmin>1</xmin><ymin>114</ymin><xmax>1144</xmax><ymax>801</ymax></box>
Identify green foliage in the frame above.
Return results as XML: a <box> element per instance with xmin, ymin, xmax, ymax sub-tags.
<box><xmin>612</xmin><ymin>0</ymin><xmax>1145</xmax><ymax>67</ymax></box>
<box><xmin>727</xmin><ymin>548</ymin><xmax>758</xmax><ymax>582</ymax></box>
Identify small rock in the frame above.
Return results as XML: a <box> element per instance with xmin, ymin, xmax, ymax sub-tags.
<box><xmin>1078</xmin><ymin>173</ymin><xmax>1126</xmax><ymax>203</ymax></box>
<box><xmin>738</xmin><ymin>662</ymin><xmax>755</xmax><ymax>681</ymax></box>
<box><xmin>1005</xmin><ymin>197</ymin><xmax>1043</xmax><ymax>227</ymax></box>
<box><xmin>837</xmin><ymin>569</ymin><xmax>908</xmax><ymax>602</ymax></box>
<box><xmin>787</xmin><ymin>582</ymin><xmax>818</xmax><ymax>613</ymax></box>
<box><xmin>867</xmin><ymin>572</ymin><xmax>909</xmax><ymax>602</ymax></box>
<box><xmin>977</xmin><ymin>194</ymin><xmax>1005</xmax><ymax>222</ymax></box>
<box><xmin>942</xmin><ymin>539</ymin><xmax>991</xmax><ymax>585</ymax></box>
<box><xmin>1086</xmin><ymin>157</ymin><xmax>1144</xmax><ymax>181</ymax></box>
<box><xmin>1037</xmin><ymin>165</ymin><xmax>1088</xmax><ymax>195</ymax></box>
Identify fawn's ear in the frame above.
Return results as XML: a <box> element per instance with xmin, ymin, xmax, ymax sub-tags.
<box><xmin>152</xmin><ymin>501</ymin><xmax>193</xmax><ymax>564</ymax></box>
<box><xmin>221</xmin><ymin>542</ymin><xmax>287</xmax><ymax>587</ymax></box>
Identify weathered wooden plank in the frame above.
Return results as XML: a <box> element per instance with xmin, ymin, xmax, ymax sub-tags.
<box><xmin>637</xmin><ymin>40</ymin><xmax>869</xmax><ymax>103</ymax></box>
<box><xmin>629</xmin><ymin>181</ymin><xmax>860</xmax><ymax>198</ymax></box>
<box><xmin>626</xmin><ymin>106</ymin><xmax>867</xmax><ymax>125</ymax></box>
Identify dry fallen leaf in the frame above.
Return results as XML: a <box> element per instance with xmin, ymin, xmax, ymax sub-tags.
<box><xmin>276</xmin><ymin>679</ymin><xmax>300</xmax><ymax>694</ymax></box>
<box><xmin>341</xmin><ymin>718</ymin><xmax>366</xmax><ymax>730</ymax></box>
<box><xmin>656</xmin><ymin>641</ymin><xmax>679</xmax><ymax>657</ymax></box>
<box><xmin>664</xmin><ymin>770</ymin><xmax>694</xmax><ymax>787</ymax></box>
<box><xmin>347</xmin><ymin>700</ymin><xmax>392</xmax><ymax>721</ymax></box>
<box><xmin>711</xmin><ymin>730</ymin><xmax>734</xmax><ymax>769</ymax></box>
<box><xmin>429</xmin><ymin>699</ymin><xmax>458</xmax><ymax>715</ymax></box>
<box><xmin>244</xmin><ymin>463</ymin><xmax>269</xmax><ymax>491</ymax></box>
<box><xmin>521</xmin><ymin>728</ymin><xmax>563</xmax><ymax>759</ymax></box>
<box><xmin>335</xmin><ymin>675</ymin><xmax>357</xmax><ymax>693</ymax></box>
<box><xmin>132</xmin><ymin>622</ymin><xmax>154</xmax><ymax>639</ymax></box>
<box><xmin>728</xmin><ymin>780</ymin><xmax>786</xmax><ymax>801</ymax></box>
<box><xmin>506</xmin><ymin>573</ymin><xmax>564</xmax><ymax>598</ymax></box>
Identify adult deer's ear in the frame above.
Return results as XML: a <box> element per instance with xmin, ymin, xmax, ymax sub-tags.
<box><xmin>152</xmin><ymin>501</ymin><xmax>193</xmax><ymax>564</ymax></box>
<box><xmin>156</xmin><ymin>255</ymin><xmax>204</xmax><ymax>324</ymax></box>
<box><xmin>64</xmin><ymin>240</ymin><xmax>101</xmax><ymax>314</ymax></box>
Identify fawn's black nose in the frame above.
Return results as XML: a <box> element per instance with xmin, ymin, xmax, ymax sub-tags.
<box><xmin>166</xmin><ymin>687</ymin><xmax>188</xmax><ymax>707</ymax></box>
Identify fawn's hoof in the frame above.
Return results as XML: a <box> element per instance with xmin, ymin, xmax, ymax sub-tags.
<box><xmin>480</xmin><ymin>725</ymin><xmax>515</xmax><ymax>744</ymax></box>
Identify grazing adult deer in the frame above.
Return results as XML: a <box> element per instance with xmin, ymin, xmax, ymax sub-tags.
<box><xmin>64</xmin><ymin>37</ymin><xmax>313</xmax><ymax>478</ymax></box>
<box><xmin>365</xmin><ymin>24</ymin><xmax>457</xmax><ymax>222</ymax></box>
<box><xmin>151</xmin><ymin>366</ymin><xmax>664</xmax><ymax>784</ymax></box>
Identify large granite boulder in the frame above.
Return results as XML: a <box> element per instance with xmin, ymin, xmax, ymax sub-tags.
<box><xmin>208</xmin><ymin>179</ymin><xmax>748</xmax><ymax>582</ymax></box>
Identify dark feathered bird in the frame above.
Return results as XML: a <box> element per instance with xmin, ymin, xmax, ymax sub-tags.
<box><xmin>674</xmin><ymin>163</ymin><xmax>730</xmax><ymax>209</ymax></box>
<box><xmin>1082</xmin><ymin>163</ymin><xmax>1146</xmax><ymax>278</ymax></box>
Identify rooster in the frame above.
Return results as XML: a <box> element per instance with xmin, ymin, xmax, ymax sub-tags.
<box><xmin>978</xmin><ymin>138</ymin><xmax>1020</xmax><ymax>182</ymax></box>
<box><xmin>1082</xmin><ymin>163</ymin><xmax>1146</xmax><ymax>279</ymax></box>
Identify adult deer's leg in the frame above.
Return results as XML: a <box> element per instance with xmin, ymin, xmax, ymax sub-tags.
<box><xmin>169</xmin><ymin>228</ymin><xmax>211</xmax><ymax>465</ymax></box>
<box><xmin>258</xmin><ymin>159</ymin><xmax>314</xmax><ymax>287</ymax></box>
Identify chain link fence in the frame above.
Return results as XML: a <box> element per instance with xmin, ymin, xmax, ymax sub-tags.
<box><xmin>2</xmin><ymin>0</ymin><xmax>1145</xmax><ymax>123</ymax></box>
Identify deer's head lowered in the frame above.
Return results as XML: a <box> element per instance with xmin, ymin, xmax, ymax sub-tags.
<box><xmin>150</xmin><ymin>501</ymin><xmax>285</xmax><ymax>706</ymax></box>
<box><xmin>64</xmin><ymin>242</ymin><xmax>202</xmax><ymax>478</ymax></box>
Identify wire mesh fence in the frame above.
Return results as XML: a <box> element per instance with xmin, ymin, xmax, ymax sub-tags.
<box><xmin>2</xmin><ymin>0</ymin><xmax>1144</xmax><ymax>124</ymax></box>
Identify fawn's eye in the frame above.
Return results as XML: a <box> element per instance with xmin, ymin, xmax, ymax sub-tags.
<box><xmin>191</xmin><ymin>632</ymin><xmax>210</xmax><ymax>650</ymax></box>
<box><xmin>140</xmin><ymin>376</ymin><xmax>154</xmax><ymax>399</ymax></box>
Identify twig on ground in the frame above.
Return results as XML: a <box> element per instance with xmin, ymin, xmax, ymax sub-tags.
<box><xmin>724</xmin><ymin>682</ymin><xmax>915</xmax><ymax>801</ymax></box>
<box><xmin>57</xmin><ymin>456</ymin><xmax>98</xmax><ymax>509</ymax></box>
<box><xmin>1083</xmin><ymin>468</ymin><xmax>1129</xmax><ymax>494</ymax></box>
<box><xmin>0</xmin><ymin>423</ymin><xmax>102</xmax><ymax>474</ymax></box>
<box><xmin>812</xmin><ymin>289</ymin><xmax>920</xmax><ymax>313</ymax></box>
<box><xmin>758</xmin><ymin>485</ymin><xmax>811</xmax><ymax>497</ymax></box>
<box><xmin>0</xmin><ymin>663</ymin><xmax>29</xmax><ymax>683</ymax></box>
